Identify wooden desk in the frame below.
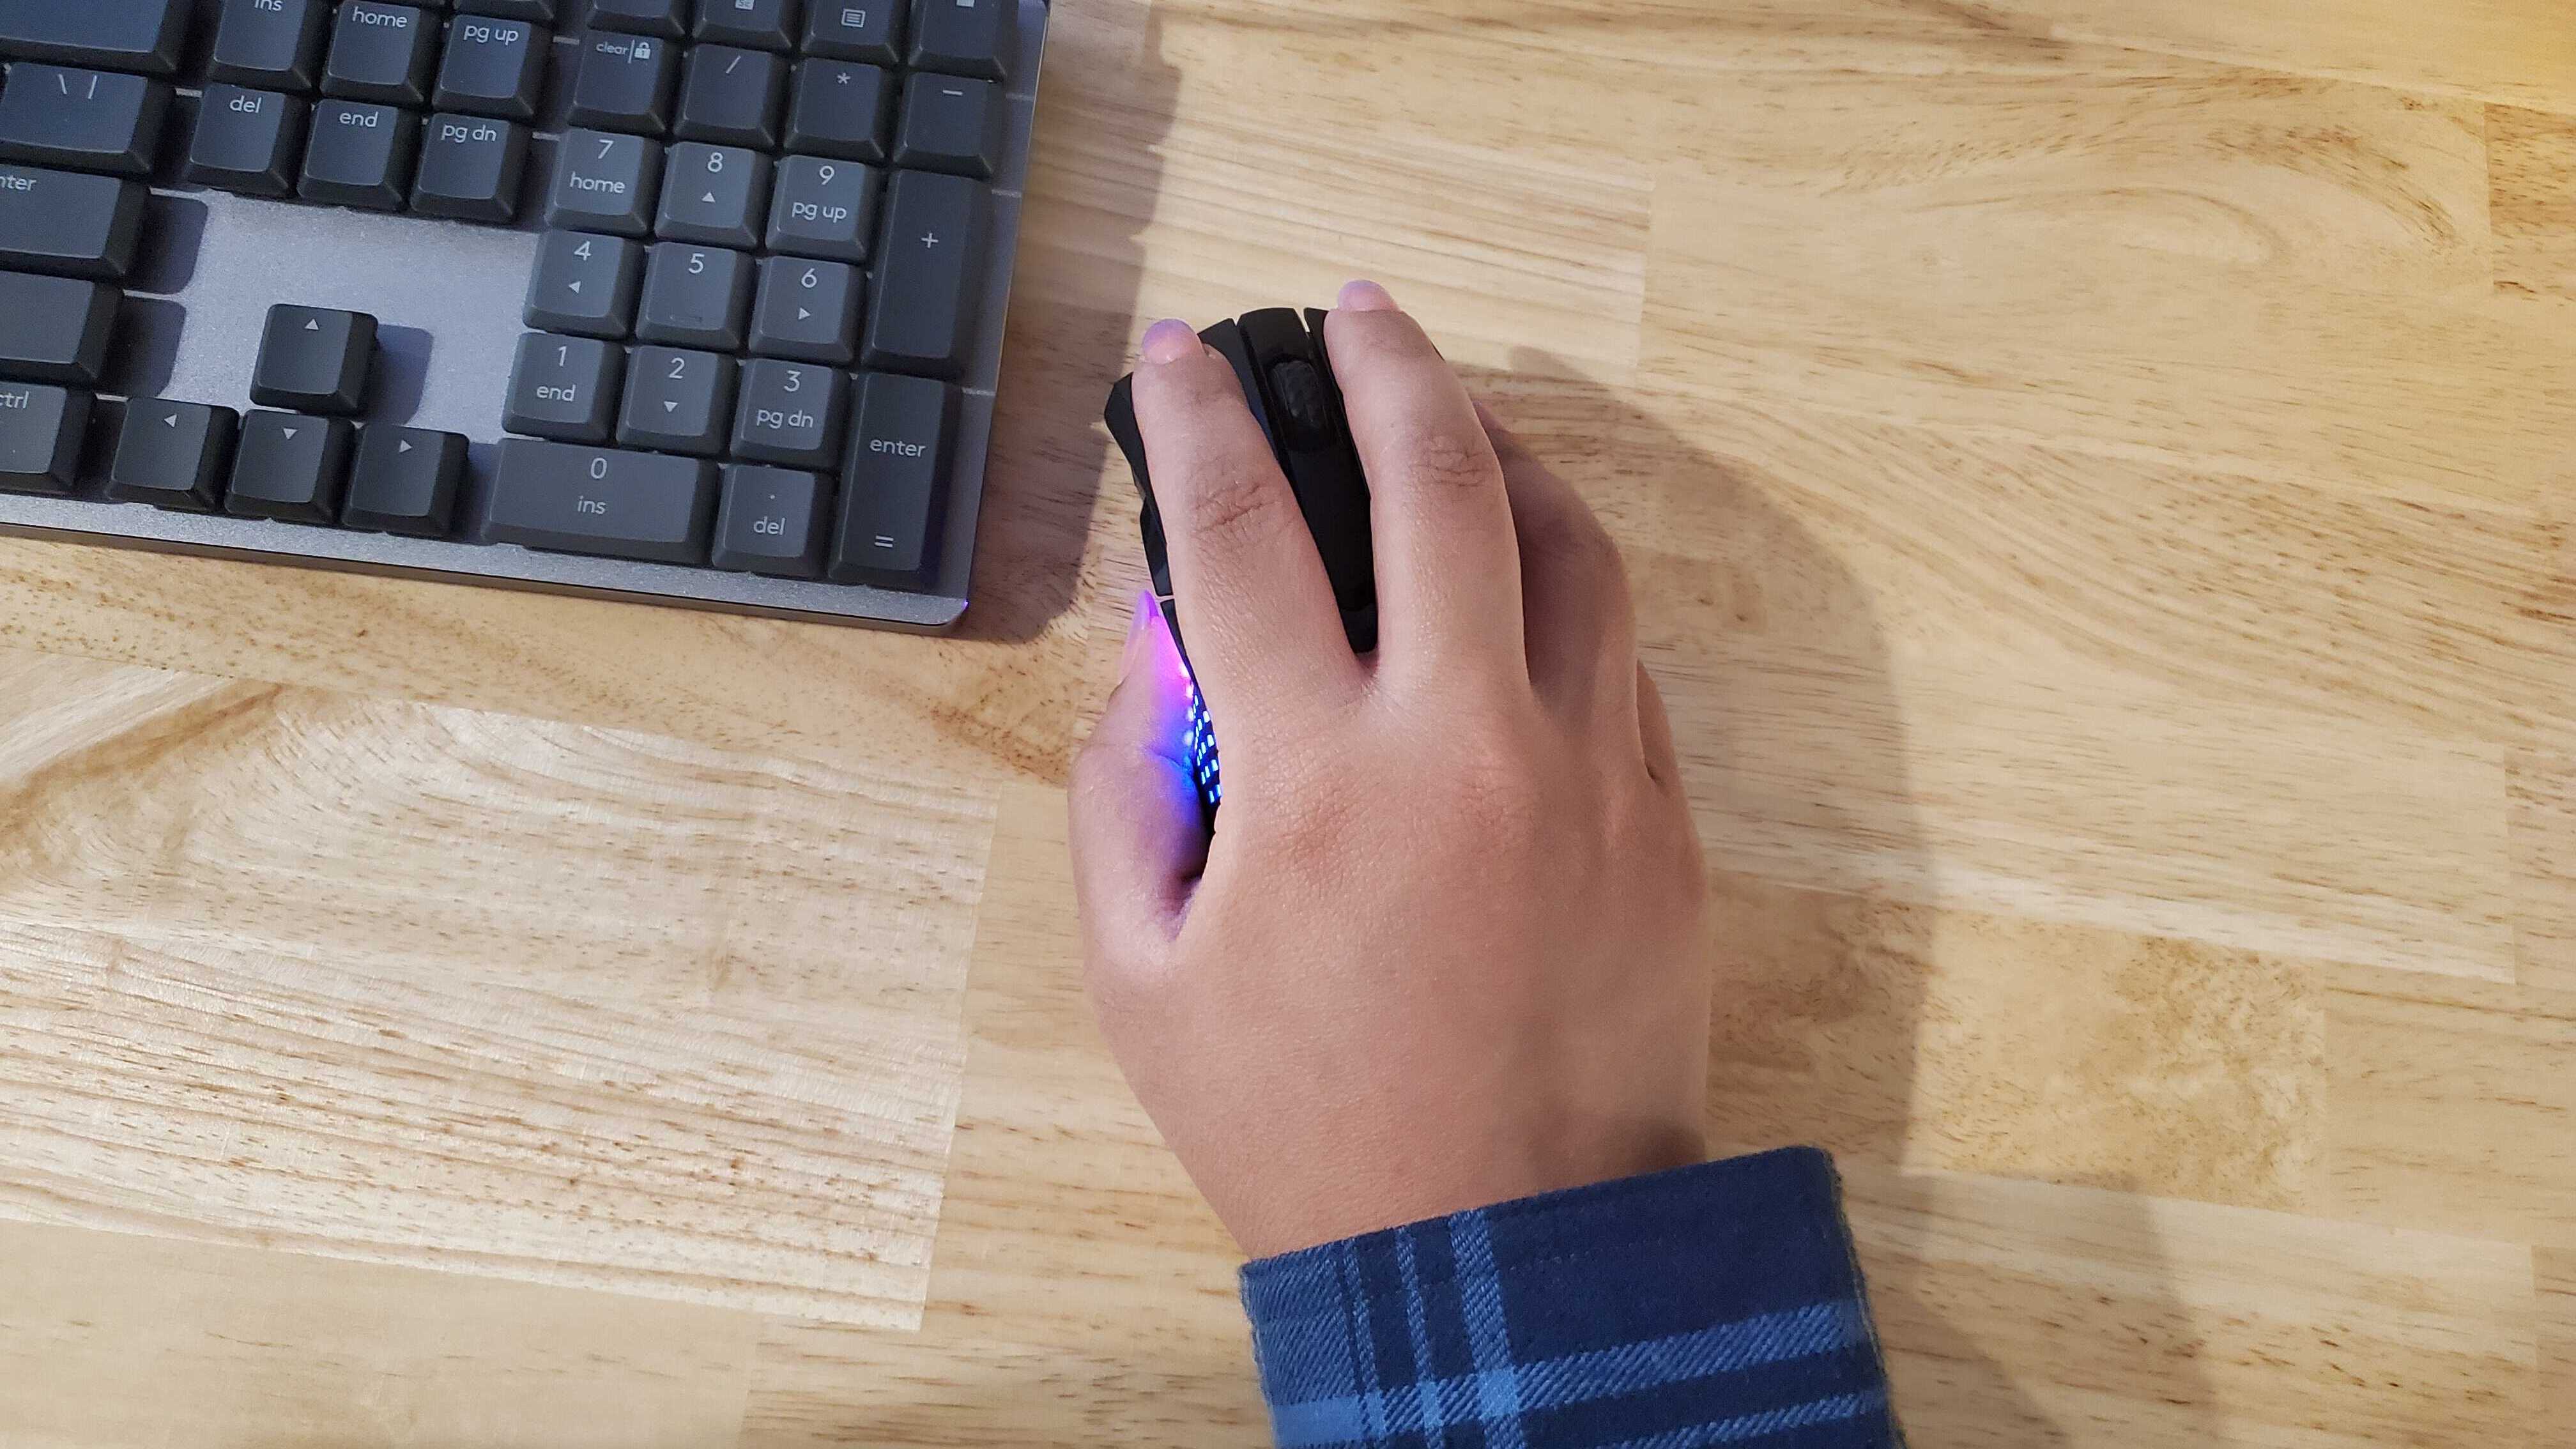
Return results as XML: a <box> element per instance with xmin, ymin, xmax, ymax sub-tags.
<box><xmin>3</xmin><ymin>1</ymin><xmax>2570</xmax><ymax>1443</ymax></box>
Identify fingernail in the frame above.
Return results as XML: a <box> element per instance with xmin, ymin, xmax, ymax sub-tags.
<box><xmin>1119</xmin><ymin>591</ymin><xmax>1156</xmax><ymax>679</ymax></box>
<box><xmin>1338</xmin><ymin>279</ymin><xmax>1398</xmax><ymax>312</ymax></box>
<box><xmin>1140</xmin><ymin>318</ymin><xmax>1199</xmax><ymax>365</ymax></box>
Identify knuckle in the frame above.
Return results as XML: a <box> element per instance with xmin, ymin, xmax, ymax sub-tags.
<box><xmin>1176</xmin><ymin>463</ymin><xmax>1293</xmax><ymax>553</ymax></box>
<box><xmin>1439</xmin><ymin>719</ymin><xmax>1547</xmax><ymax>837</ymax></box>
<box><xmin>1395</xmin><ymin>424</ymin><xmax>1503</xmax><ymax>496</ymax></box>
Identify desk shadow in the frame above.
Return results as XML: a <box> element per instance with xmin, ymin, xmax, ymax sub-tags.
<box><xmin>954</xmin><ymin>1</ymin><xmax>1176</xmax><ymax>643</ymax></box>
<box><xmin>1466</xmin><ymin>359</ymin><xmax>2220</xmax><ymax>1447</ymax></box>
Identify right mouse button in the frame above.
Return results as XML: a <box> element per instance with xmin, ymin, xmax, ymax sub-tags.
<box><xmin>1266</xmin><ymin>357</ymin><xmax>1333</xmax><ymax>446</ymax></box>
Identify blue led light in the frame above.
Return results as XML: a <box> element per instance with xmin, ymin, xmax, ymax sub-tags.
<box><xmin>1180</xmin><ymin>668</ymin><xmax>1221</xmax><ymax>814</ymax></box>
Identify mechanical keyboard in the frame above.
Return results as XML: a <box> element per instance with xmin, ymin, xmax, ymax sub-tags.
<box><xmin>0</xmin><ymin>0</ymin><xmax>1048</xmax><ymax>630</ymax></box>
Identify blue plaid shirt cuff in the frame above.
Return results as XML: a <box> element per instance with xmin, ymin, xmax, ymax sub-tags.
<box><xmin>1239</xmin><ymin>1146</ymin><xmax>1900</xmax><ymax>1448</ymax></box>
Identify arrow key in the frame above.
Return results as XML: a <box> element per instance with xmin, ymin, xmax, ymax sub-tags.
<box><xmin>252</xmin><ymin>303</ymin><xmax>376</xmax><ymax>415</ymax></box>
<box><xmin>749</xmin><ymin>256</ymin><xmax>860</xmax><ymax>365</ymax></box>
<box><xmin>107</xmin><ymin>399</ymin><xmax>240</xmax><ymax>513</ymax></box>
<box><xmin>226</xmin><ymin>410</ymin><xmax>355</xmax><ymax>523</ymax></box>
<box><xmin>343</xmin><ymin>424</ymin><xmax>466</xmax><ymax>535</ymax></box>
<box><xmin>618</xmin><ymin>345</ymin><xmax>735</xmax><ymax>457</ymax></box>
<box><xmin>654</xmin><ymin>142</ymin><xmax>767</xmax><ymax>249</ymax></box>
<box><xmin>525</xmin><ymin>229</ymin><xmax>643</xmax><ymax>339</ymax></box>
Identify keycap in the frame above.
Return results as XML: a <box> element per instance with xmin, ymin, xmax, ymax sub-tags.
<box><xmin>862</xmin><ymin>169</ymin><xmax>986</xmax><ymax>378</ymax></box>
<box><xmin>0</xmin><ymin>271</ymin><xmax>116</xmax><ymax>386</ymax></box>
<box><xmin>322</xmin><ymin>3</ymin><xmax>440</xmax><ymax>108</ymax></box>
<box><xmin>545</xmin><ymin>127</ymin><xmax>661</xmax><ymax>236</ymax></box>
<box><xmin>485</xmin><ymin>438</ymin><xmax>719</xmax><ymax>564</ymax></box>
<box><xmin>635</xmin><ymin>242</ymin><xmax>751</xmax><ymax>350</ymax></box>
<box><xmin>525</xmin><ymin>229</ymin><xmax>643</xmax><ymax>337</ymax></box>
<box><xmin>710</xmin><ymin>463</ymin><xmax>828</xmax><ymax>576</ymax></box>
<box><xmin>910</xmin><ymin>0</ymin><xmax>1014</xmax><ymax>82</ymax></box>
<box><xmin>803</xmin><ymin>1</ymin><xmax>901</xmax><ymax>65</ymax></box>
<box><xmin>0</xmin><ymin>381</ymin><xmax>87</xmax><ymax>494</ymax></box>
<box><xmin>656</xmin><ymin>142</ymin><xmax>767</xmax><ymax>248</ymax></box>
<box><xmin>185</xmin><ymin>85</ymin><xmax>310</xmax><ymax>198</ymax></box>
<box><xmin>784</xmin><ymin>60</ymin><xmax>889</xmax><ymax>162</ymax></box>
<box><xmin>730</xmin><ymin>358</ymin><xmax>844</xmax><ymax>470</ymax></box>
<box><xmin>766</xmin><ymin>155</ymin><xmax>878</xmax><ymax>262</ymax></box>
<box><xmin>226</xmin><ymin>411</ymin><xmax>356</xmax><ymax>523</ymax></box>
<box><xmin>618</xmin><ymin>345</ymin><xmax>734</xmax><ymax>456</ymax></box>
<box><xmin>749</xmin><ymin>256</ymin><xmax>860</xmax><ymax>364</ymax></box>
<box><xmin>300</xmin><ymin>101</ymin><xmax>420</xmax><ymax>210</ymax></box>
<box><xmin>434</xmin><ymin>14</ymin><xmax>549</xmax><ymax>122</ymax></box>
<box><xmin>412</xmin><ymin>113</ymin><xmax>529</xmax><ymax>222</ymax></box>
<box><xmin>252</xmin><ymin>305</ymin><xmax>377</xmax><ymax>415</ymax></box>
<box><xmin>0</xmin><ymin>66</ymin><xmax>169</xmax><ymax>178</ymax></box>
<box><xmin>107</xmin><ymin>400</ymin><xmax>238</xmax><ymax>513</ymax></box>
<box><xmin>693</xmin><ymin>0</ymin><xmax>797</xmax><ymax>51</ymax></box>
<box><xmin>503</xmin><ymin>330</ymin><xmax>623</xmax><ymax>442</ymax></box>
<box><xmin>831</xmin><ymin>370</ymin><xmax>953</xmax><ymax>585</ymax></box>
<box><xmin>675</xmin><ymin>45</ymin><xmax>784</xmax><ymax>150</ymax></box>
<box><xmin>893</xmin><ymin>73</ymin><xmax>1002</xmax><ymax>178</ymax></box>
<box><xmin>343</xmin><ymin>424</ymin><xmax>466</xmax><ymax>535</ymax></box>
<box><xmin>209</xmin><ymin>0</ymin><xmax>332</xmax><ymax>93</ymax></box>
<box><xmin>457</xmin><ymin>0</ymin><xmax>560</xmax><ymax>22</ymax></box>
<box><xmin>0</xmin><ymin>1</ymin><xmax>188</xmax><ymax>77</ymax></box>
<box><xmin>588</xmin><ymin>0</ymin><xmax>691</xmax><ymax>41</ymax></box>
<box><xmin>0</xmin><ymin>164</ymin><xmax>142</xmax><ymax>279</ymax></box>
<box><xmin>568</xmin><ymin>30</ymin><xmax>677</xmax><ymax>134</ymax></box>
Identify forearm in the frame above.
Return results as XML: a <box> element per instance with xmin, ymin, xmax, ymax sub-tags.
<box><xmin>1241</xmin><ymin>1147</ymin><xmax>1901</xmax><ymax>1448</ymax></box>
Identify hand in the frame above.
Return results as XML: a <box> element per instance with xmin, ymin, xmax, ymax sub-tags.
<box><xmin>1070</xmin><ymin>282</ymin><xmax>1711</xmax><ymax>1260</ymax></box>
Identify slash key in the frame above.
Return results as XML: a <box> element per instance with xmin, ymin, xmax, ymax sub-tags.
<box><xmin>0</xmin><ymin>65</ymin><xmax>169</xmax><ymax>177</ymax></box>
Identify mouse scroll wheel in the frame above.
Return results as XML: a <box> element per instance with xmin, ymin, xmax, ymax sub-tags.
<box><xmin>1266</xmin><ymin>358</ymin><xmax>1333</xmax><ymax>444</ymax></box>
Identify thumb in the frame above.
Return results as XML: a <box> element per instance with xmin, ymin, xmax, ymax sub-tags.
<box><xmin>1069</xmin><ymin>594</ymin><xmax>1208</xmax><ymax>951</ymax></box>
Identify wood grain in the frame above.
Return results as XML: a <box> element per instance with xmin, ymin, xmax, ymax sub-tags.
<box><xmin>2546</xmin><ymin>1249</ymin><xmax>2576</xmax><ymax>1449</ymax></box>
<box><xmin>0</xmin><ymin>647</ymin><xmax>993</xmax><ymax>1326</ymax></box>
<box><xmin>0</xmin><ymin>1220</ymin><xmax>762</xmax><ymax>1449</ymax></box>
<box><xmin>0</xmin><ymin>0</ymin><xmax>2570</xmax><ymax>1441</ymax></box>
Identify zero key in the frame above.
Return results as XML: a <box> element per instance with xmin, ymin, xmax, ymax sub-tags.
<box><xmin>252</xmin><ymin>304</ymin><xmax>376</xmax><ymax>414</ymax></box>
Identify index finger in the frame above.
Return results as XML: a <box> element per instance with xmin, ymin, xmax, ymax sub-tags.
<box><xmin>1131</xmin><ymin>319</ymin><xmax>1364</xmax><ymax>726</ymax></box>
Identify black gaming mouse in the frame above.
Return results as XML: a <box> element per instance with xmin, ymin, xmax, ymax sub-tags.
<box><xmin>1103</xmin><ymin>308</ymin><xmax>1378</xmax><ymax>818</ymax></box>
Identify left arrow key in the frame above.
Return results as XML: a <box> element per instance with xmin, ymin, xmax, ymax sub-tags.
<box><xmin>106</xmin><ymin>399</ymin><xmax>240</xmax><ymax>512</ymax></box>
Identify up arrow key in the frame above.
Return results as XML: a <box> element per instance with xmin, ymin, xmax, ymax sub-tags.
<box><xmin>303</xmin><ymin>318</ymin><xmax>320</xmax><ymax>332</ymax></box>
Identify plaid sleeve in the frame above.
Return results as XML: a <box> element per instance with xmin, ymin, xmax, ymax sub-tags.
<box><xmin>1238</xmin><ymin>1147</ymin><xmax>1901</xmax><ymax>1448</ymax></box>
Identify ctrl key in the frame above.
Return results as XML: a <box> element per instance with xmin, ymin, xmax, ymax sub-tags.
<box><xmin>0</xmin><ymin>383</ymin><xmax>89</xmax><ymax>494</ymax></box>
<box><xmin>107</xmin><ymin>400</ymin><xmax>238</xmax><ymax>512</ymax></box>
